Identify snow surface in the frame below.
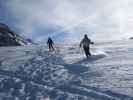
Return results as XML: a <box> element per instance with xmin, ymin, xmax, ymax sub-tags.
<box><xmin>0</xmin><ymin>40</ymin><xmax>133</xmax><ymax>100</ymax></box>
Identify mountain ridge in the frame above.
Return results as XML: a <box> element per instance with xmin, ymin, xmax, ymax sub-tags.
<box><xmin>0</xmin><ymin>23</ymin><xmax>32</xmax><ymax>46</ymax></box>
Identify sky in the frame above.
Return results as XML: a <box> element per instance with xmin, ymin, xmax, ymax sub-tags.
<box><xmin>0</xmin><ymin>0</ymin><xmax>133</xmax><ymax>43</ymax></box>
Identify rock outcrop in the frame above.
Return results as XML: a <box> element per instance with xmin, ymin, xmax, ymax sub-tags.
<box><xmin>0</xmin><ymin>23</ymin><xmax>31</xmax><ymax>46</ymax></box>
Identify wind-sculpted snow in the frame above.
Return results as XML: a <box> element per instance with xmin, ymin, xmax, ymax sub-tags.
<box><xmin>0</xmin><ymin>41</ymin><xmax>133</xmax><ymax>100</ymax></box>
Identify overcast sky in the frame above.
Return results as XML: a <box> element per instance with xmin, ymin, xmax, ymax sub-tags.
<box><xmin>0</xmin><ymin>0</ymin><xmax>133</xmax><ymax>43</ymax></box>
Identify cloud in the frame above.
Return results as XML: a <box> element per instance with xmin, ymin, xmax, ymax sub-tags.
<box><xmin>1</xmin><ymin>0</ymin><xmax>133</xmax><ymax>43</ymax></box>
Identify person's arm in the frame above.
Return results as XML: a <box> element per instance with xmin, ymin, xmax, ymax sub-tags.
<box><xmin>89</xmin><ymin>39</ymin><xmax>94</xmax><ymax>44</ymax></box>
<box><xmin>91</xmin><ymin>41</ymin><xmax>94</xmax><ymax>44</ymax></box>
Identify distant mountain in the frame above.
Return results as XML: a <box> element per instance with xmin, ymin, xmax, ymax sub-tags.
<box><xmin>0</xmin><ymin>23</ymin><xmax>32</xmax><ymax>46</ymax></box>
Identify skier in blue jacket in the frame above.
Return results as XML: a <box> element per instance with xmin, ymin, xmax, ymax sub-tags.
<box><xmin>47</xmin><ymin>37</ymin><xmax>54</xmax><ymax>51</ymax></box>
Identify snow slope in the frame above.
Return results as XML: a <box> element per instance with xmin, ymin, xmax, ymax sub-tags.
<box><xmin>0</xmin><ymin>40</ymin><xmax>133</xmax><ymax>100</ymax></box>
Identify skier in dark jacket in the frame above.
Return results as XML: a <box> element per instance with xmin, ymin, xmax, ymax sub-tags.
<box><xmin>80</xmin><ymin>34</ymin><xmax>94</xmax><ymax>58</ymax></box>
<box><xmin>47</xmin><ymin>37</ymin><xmax>54</xmax><ymax>51</ymax></box>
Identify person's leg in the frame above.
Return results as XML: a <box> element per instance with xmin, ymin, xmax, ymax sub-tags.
<box><xmin>48</xmin><ymin>44</ymin><xmax>51</xmax><ymax>51</ymax></box>
<box><xmin>49</xmin><ymin>44</ymin><xmax>51</xmax><ymax>51</ymax></box>
<box><xmin>51</xmin><ymin>44</ymin><xmax>54</xmax><ymax>51</ymax></box>
<box><xmin>84</xmin><ymin>47</ymin><xmax>89</xmax><ymax>58</ymax></box>
<box><xmin>88</xmin><ymin>47</ymin><xmax>91</xmax><ymax>56</ymax></box>
<box><xmin>84</xmin><ymin>46</ymin><xmax>91</xmax><ymax>58</ymax></box>
<box><xmin>50</xmin><ymin>44</ymin><xmax>54</xmax><ymax>51</ymax></box>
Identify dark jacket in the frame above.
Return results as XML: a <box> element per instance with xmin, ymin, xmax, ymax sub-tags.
<box><xmin>80</xmin><ymin>37</ymin><xmax>93</xmax><ymax>47</ymax></box>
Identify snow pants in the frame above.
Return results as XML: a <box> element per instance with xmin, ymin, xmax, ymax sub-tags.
<box><xmin>48</xmin><ymin>44</ymin><xmax>54</xmax><ymax>51</ymax></box>
<box><xmin>83</xmin><ymin>46</ymin><xmax>91</xmax><ymax>58</ymax></box>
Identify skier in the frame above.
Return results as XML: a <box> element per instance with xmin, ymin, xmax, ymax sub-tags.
<box><xmin>47</xmin><ymin>37</ymin><xmax>54</xmax><ymax>51</ymax></box>
<box><xmin>80</xmin><ymin>34</ymin><xmax>94</xmax><ymax>58</ymax></box>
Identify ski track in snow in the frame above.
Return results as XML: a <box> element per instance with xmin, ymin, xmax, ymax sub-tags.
<box><xmin>0</xmin><ymin>41</ymin><xmax>133</xmax><ymax>100</ymax></box>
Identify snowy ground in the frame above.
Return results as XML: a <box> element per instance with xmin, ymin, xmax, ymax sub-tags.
<box><xmin>0</xmin><ymin>40</ymin><xmax>133</xmax><ymax>100</ymax></box>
